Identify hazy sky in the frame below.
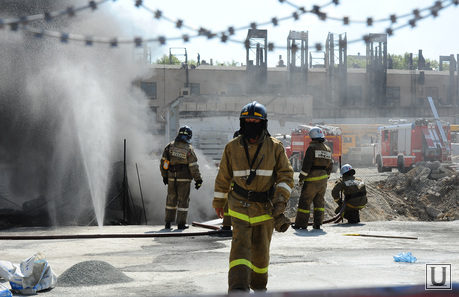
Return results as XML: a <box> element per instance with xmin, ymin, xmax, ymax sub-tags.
<box><xmin>2</xmin><ymin>0</ymin><xmax>457</xmax><ymax>65</ymax></box>
<box><xmin>107</xmin><ymin>0</ymin><xmax>459</xmax><ymax>66</ymax></box>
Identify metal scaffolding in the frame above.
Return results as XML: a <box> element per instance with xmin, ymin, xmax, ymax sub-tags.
<box><xmin>365</xmin><ymin>33</ymin><xmax>387</xmax><ymax>107</ymax></box>
<box><xmin>325</xmin><ymin>32</ymin><xmax>347</xmax><ymax>108</ymax></box>
<box><xmin>246</xmin><ymin>29</ymin><xmax>267</xmax><ymax>94</ymax></box>
<box><xmin>287</xmin><ymin>30</ymin><xmax>308</xmax><ymax>95</ymax></box>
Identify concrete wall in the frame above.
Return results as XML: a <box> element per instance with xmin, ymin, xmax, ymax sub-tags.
<box><xmin>137</xmin><ymin>64</ymin><xmax>459</xmax><ymax>126</ymax></box>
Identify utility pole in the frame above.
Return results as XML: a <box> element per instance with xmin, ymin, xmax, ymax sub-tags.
<box><xmin>169</xmin><ymin>47</ymin><xmax>189</xmax><ymax>87</ymax></box>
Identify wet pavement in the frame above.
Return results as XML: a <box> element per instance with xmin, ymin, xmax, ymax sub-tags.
<box><xmin>0</xmin><ymin>220</ymin><xmax>458</xmax><ymax>296</ymax></box>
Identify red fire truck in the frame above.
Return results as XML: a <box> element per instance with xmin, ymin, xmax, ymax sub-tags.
<box><xmin>373</xmin><ymin>118</ymin><xmax>452</xmax><ymax>173</ymax></box>
<box><xmin>285</xmin><ymin>125</ymin><xmax>342</xmax><ymax>172</ymax></box>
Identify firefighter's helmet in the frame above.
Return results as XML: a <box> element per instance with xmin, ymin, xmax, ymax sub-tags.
<box><xmin>176</xmin><ymin>125</ymin><xmax>192</xmax><ymax>143</ymax></box>
<box><xmin>239</xmin><ymin>101</ymin><xmax>268</xmax><ymax>137</ymax></box>
<box><xmin>340</xmin><ymin>164</ymin><xmax>356</xmax><ymax>176</ymax></box>
<box><xmin>239</xmin><ymin>101</ymin><xmax>267</xmax><ymax>121</ymax></box>
<box><xmin>309</xmin><ymin>127</ymin><xmax>325</xmax><ymax>140</ymax></box>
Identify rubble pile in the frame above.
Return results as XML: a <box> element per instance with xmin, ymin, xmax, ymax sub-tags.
<box><xmin>378</xmin><ymin>161</ymin><xmax>459</xmax><ymax>221</ymax></box>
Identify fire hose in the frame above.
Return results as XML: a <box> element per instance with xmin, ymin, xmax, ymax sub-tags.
<box><xmin>305</xmin><ymin>201</ymin><xmax>346</xmax><ymax>226</ymax></box>
<box><xmin>0</xmin><ymin>230</ymin><xmax>222</xmax><ymax>240</ymax></box>
<box><xmin>193</xmin><ymin>203</ymin><xmax>347</xmax><ymax>232</ymax></box>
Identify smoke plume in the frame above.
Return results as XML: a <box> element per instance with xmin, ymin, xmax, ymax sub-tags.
<box><xmin>0</xmin><ymin>0</ymin><xmax>165</xmax><ymax>226</ymax></box>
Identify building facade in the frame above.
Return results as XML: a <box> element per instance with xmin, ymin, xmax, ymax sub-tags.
<box><xmin>138</xmin><ymin>63</ymin><xmax>459</xmax><ymax>129</ymax></box>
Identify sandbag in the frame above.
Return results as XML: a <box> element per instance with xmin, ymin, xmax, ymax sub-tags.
<box><xmin>0</xmin><ymin>252</ymin><xmax>57</xmax><ymax>295</ymax></box>
<box><xmin>0</xmin><ymin>283</ymin><xmax>12</xmax><ymax>297</ymax></box>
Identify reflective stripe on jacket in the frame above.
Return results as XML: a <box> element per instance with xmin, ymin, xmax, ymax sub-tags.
<box><xmin>212</xmin><ymin>133</ymin><xmax>294</xmax><ymax>218</ymax></box>
<box><xmin>300</xmin><ymin>140</ymin><xmax>333</xmax><ymax>182</ymax></box>
<box><xmin>160</xmin><ymin>140</ymin><xmax>202</xmax><ymax>182</ymax></box>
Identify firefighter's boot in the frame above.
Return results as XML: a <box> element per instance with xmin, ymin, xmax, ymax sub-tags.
<box><xmin>313</xmin><ymin>208</ymin><xmax>324</xmax><ymax>230</ymax></box>
<box><xmin>178</xmin><ymin>224</ymin><xmax>189</xmax><ymax>229</ymax></box>
<box><xmin>293</xmin><ymin>209</ymin><xmax>310</xmax><ymax>229</ymax></box>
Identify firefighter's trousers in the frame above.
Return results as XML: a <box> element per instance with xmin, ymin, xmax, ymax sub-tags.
<box><xmin>228</xmin><ymin>216</ymin><xmax>274</xmax><ymax>292</ymax></box>
<box><xmin>295</xmin><ymin>180</ymin><xmax>327</xmax><ymax>228</ymax></box>
<box><xmin>165</xmin><ymin>175</ymin><xmax>192</xmax><ymax>225</ymax></box>
<box><xmin>343</xmin><ymin>196</ymin><xmax>367</xmax><ymax>223</ymax></box>
<box><xmin>343</xmin><ymin>209</ymin><xmax>360</xmax><ymax>223</ymax></box>
<box><xmin>222</xmin><ymin>202</ymin><xmax>232</xmax><ymax>228</ymax></box>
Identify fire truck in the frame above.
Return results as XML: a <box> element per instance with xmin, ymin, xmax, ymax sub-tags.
<box><xmin>374</xmin><ymin>118</ymin><xmax>452</xmax><ymax>173</ymax></box>
<box><xmin>285</xmin><ymin>124</ymin><xmax>342</xmax><ymax>172</ymax></box>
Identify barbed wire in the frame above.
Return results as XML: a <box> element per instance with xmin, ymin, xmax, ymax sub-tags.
<box><xmin>0</xmin><ymin>0</ymin><xmax>457</xmax><ymax>52</ymax></box>
<box><xmin>0</xmin><ymin>0</ymin><xmax>111</xmax><ymax>28</ymax></box>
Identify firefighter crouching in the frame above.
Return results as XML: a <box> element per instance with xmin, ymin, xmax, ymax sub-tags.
<box><xmin>293</xmin><ymin>127</ymin><xmax>333</xmax><ymax>230</ymax></box>
<box><xmin>160</xmin><ymin>126</ymin><xmax>203</xmax><ymax>230</ymax></box>
<box><xmin>332</xmin><ymin>164</ymin><xmax>367</xmax><ymax>224</ymax></box>
<box><xmin>213</xmin><ymin>101</ymin><xmax>294</xmax><ymax>293</ymax></box>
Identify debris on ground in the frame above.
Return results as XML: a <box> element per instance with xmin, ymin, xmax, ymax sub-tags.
<box><xmin>0</xmin><ymin>252</ymin><xmax>57</xmax><ymax>295</ymax></box>
<box><xmin>286</xmin><ymin>161</ymin><xmax>459</xmax><ymax>223</ymax></box>
<box><xmin>377</xmin><ymin>161</ymin><xmax>459</xmax><ymax>221</ymax></box>
<box><xmin>57</xmin><ymin>260</ymin><xmax>132</xmax><ymax>287</ymax></box>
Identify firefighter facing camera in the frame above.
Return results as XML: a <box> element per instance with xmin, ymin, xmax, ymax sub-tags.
<box><xmin>293</xmin><ymin>126</ymin><xmax>333</xmax><ymax>230</ymax></box>
<box><xmin>160</xmin><ymin>125</ymin><xmax>203</xmax><ymax>230</ymax></box>
<box><xmin>331</xmin><ymin>164</ymin><xmax>367</xmax><ymax>224</ymax></box>
<box><xmin>212</xmin><ymin>101</ymin><xmax>294</xmax><ymax>292</ymax></box>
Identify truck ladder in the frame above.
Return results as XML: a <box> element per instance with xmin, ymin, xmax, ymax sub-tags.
<box><xmin>427</xmin><ymin>96</ymin><xmax>451</xmax><ymax>160</ymax></box>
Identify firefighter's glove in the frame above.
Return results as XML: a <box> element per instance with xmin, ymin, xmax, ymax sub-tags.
<box><xmin>271</xmin><ymin>194</ymin><xmax>288</xmax><ymax>217</ymax></box>
<box><xmin>298</xmin><ymin>173</ymin><xmax>307</xmax><ymax>187</ymax></box>
<box><xmin>163</xmin><ymin>176</ymin><xmax>168</xmax><ymax>185</ymax></box>
<box><xmin>335</xmin><ymin>201</ymin><xmax>346</xmax><ymax>214</ymax></box>
<box><xmin>215</xmin><ymin>208</ymin><xmax>224</xmax><ymax>219</ymax></box>
<box><xmin>274</xmin><ymin>214</ymin><xmax>290</xmax><ymax>233</ymax></box>
<box><xmin>195</xmin><ymin>179</ymin><xmax>203</xmax><ymax>190</ymax></box>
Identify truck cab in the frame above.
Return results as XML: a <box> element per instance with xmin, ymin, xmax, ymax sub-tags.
<box><xmin>286</xmin><ymin>125</ymin><xmax>342</xmax><ymax>172</ymax></box>
<box><xmin>374</xmin><ymin>119</ymin><xmax>451</xmax><ymax>173</ymax></box>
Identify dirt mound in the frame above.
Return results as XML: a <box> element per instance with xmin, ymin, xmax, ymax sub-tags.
<box><xmin>286</xmin><ymin>162</ymin><xmax>459</xmax><ymax>223</ymax></box>
<box><xmin>377</xmin><ymin>162</ymin><xmax>459</xmax><ymax>221</ymax></box>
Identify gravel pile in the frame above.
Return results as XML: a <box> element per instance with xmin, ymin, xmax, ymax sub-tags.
<box><xmin>57</xmin><ymin>260</ymin><xmax>133</xmax><ymax>287</ymax></box>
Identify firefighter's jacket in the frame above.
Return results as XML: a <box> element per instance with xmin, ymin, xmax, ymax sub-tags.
<box><xmin>331</xmin><ymin>175</ymin><xmax>367</xmax><ymax>210</ymax></box>
<box><xmin>213</xmin><ymin>133</ymin><xmax>294</xmax><ymax>225</ymax></box>
<box><xmin>299</xmin><ymin>140</ymin><xmax>333</xmax><ymax>182</ymax></box>
<box><xmin>160</xmin><ymin>140</ymin><xmax>202</xmax><ymax>182</ymax></box>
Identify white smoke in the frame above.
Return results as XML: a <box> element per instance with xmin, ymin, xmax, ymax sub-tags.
<box><xmin>0</xmin><ymin>1</ymin><xmax>167</xmax><ymax>226</ymax></box>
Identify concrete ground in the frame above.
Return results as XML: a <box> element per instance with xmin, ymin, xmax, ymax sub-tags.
<box><xmin>0</xmin><ymin>220</ymin><xmax>458</xmax><ymax>296</ymax></box>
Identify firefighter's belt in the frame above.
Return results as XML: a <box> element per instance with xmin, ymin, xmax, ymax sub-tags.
<box><xmin>345</xmin><ymin>191</ymin><xmax>367</xmax><ymax>199</ymax></box>
<box><xmin>168</xmin><ymin>164</ymin><xmax>188</xmax><ymax>172</ymax></box>
<box><xmin>233</xmin><ymin>183</ymin><xmax>274</xmax><ymax>203</ymax></box>
<box><xmin>311</xmin><ymin>165</ymin><xmax>328</xmax><ymax>170</ymax></box>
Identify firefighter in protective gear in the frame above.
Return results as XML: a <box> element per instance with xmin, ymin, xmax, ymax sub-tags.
<box><xmin>160</xmin><ymin>126</ymin><xmax>202</xmax><ymax>230</ymax></box>
<box><xmin>332</xmin><ymin>164</ymin><xmax>367</xmax><ymax>223</ymax></box>
<box><xmin>213</xmin><ymin>101</ymin><xmax>294</xmax><ymax>293</ymax></box>
<box><xmin>293</xmin><ymin>127</ymin><xmax>333</xmax><ymax>230</ymax></box>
